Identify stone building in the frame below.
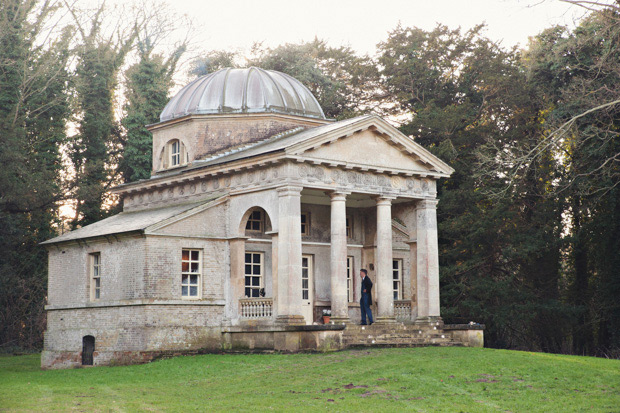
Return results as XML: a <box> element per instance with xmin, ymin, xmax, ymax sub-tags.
<box><xmin>41</xmin><ymin>67</ymin><xmax>482</xmax><ymax>369</ymax></box>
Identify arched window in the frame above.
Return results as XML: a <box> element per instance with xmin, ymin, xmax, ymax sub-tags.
<box><xmin>82</xmin><ymin>335</ymin><xmax>95</xmax><ymax>366</ymax></box>
<box><xmin>161</xmin><ymin>139</ymin><xmax>188</xmax><ymax>170</ymax></box>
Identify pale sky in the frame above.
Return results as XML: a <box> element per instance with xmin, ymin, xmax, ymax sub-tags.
<box><xmin>172</xmin><ymin>0</ymin><xmax>584</xmax><ymax>56</ymax></box>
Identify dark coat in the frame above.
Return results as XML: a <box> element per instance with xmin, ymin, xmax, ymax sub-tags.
<box><xmin>361</xmin><ymin>275</ymin><xmax>373</xmax><ymax>303</ymax></box>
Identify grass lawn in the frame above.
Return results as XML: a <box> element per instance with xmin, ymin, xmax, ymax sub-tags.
<box><xmin>0</xmin><ymin>347</ymin><xmax>618</xmax><ymax>412</ymax></box>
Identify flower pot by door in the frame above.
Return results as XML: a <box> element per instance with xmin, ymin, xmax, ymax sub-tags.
<box><xmin>322</xmin><ymin>316</ymin><xmax>330</xmax><ymax>324</ymax></box>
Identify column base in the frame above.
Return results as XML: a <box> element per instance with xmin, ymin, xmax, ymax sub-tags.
<box><xmin>414</xmin><ymin>316</ymin><xmax>443</xmax><ymax>327</ymax></box>
<box><xmin>275</xmin><ymin>315</ymin><xmax>306</xmax><ymax>326</ymax></box>
<box><xmin>329</xmin><ymin>317</ymin><xmax>350</xmax><ymax>325</ymax></box>
<box><xmin>374</xmin><ymin>316</ymin><xmax>397</xmax><ymax>324</ymax></box>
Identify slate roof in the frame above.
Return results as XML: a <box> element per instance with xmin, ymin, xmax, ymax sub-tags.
<box><xmin>42</xmin><ymin>196</ymin><xmax>221</xmax><ymax>245</ymax></box>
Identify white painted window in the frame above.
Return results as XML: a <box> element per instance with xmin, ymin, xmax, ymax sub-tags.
<box><xmin>245</xmin><ymin>210</ymin><xmax>263</xmax><ymax>232</ymax></box>
<box><xmin>182</xmin><ymin>249</ymin><xmax>201</xmax><ymax>298</ymax></box>
<box><xmin>90</xmin><ymin>253</ymin><xmax>101</xmax><ymax>301</ymax></box>
<box><xmin>347</xmin><ymin>256</ymin><xmax>354</xmax><ymax>302</ymax></box>
<box><xmin>301</xmin><ymin>212</ymin><xmax>310</xmax><ymax>236</ymax></box>
<box><xmin>170</xmin><ymin>140</ymin><xmax>181</xmax><ymax>166</ymax></box>
<box><xmin>346</xmin><ymin>215</ymin><xmax>352</xmax><ymax>238</ymax></box>
<box><xmin>302</xmin><ymin>255</ymin><xmax>312</xmax><ymax>300</ymax></box>
<box><xmin>245</xmin><ymin>252</ymin><xmax>263</xmax><ymax>298</ymax></box>
<box><xmin>393</xmin><ymin>259</ymin><xmax>403</xmax><ymax>300</ymax></box>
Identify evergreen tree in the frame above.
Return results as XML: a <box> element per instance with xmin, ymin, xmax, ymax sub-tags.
<box><xmin>120</xmin><ymin>40</ymin><xmax>185</xmax><ymax>182</ymax></box>
<box><xmin>68</xmin><ymin>4</ymin><xmax>138</xmax><ymax>227</ymax></box>
<box><xmin>0</xmin><ymin>0</ymin><xmax>72</xmax><ymax>349</ymax></box>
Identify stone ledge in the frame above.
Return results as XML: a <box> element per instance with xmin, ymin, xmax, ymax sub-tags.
<box><xmin>223</xmin><ymin>324</ymin><xmax>346</xmax><ymax>333</ymax></box>
<box><xmin>444</xmin><ymin>324</ymin><xmax>485</xmax><ymax>331</ymax></box>
<box><xmin>45</xmin><ymin>299</ymin><xmax>226</xmax><ymax>311</ymax></box>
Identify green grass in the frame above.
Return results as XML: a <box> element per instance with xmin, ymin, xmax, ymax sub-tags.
<box><xmin>0</xmin><ymin>348</ymin><xmax>618</xmax><ymax>412</ymax></box>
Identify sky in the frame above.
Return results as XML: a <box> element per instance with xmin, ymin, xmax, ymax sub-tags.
<box><xmin>168</xmin><ymin>0</ymin><xmax>586</xmax><ymax>57</ymax></box>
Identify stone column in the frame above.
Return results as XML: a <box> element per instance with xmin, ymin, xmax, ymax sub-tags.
<box><xmin>415</xmin><ymin>199</ymin><xmax>441</xmax><ymax>324</ymax></box>
<box><xmin>375</xmin><ymin>196</ymin><xmax>395</xmax><ymax>323</ymax></box>
<box><xmin>275</xmin><ymin>186</ymin><xmax>305</xmax><ymax>325</ymax></box>
<box><xmin>329</xmin><ymin>191</ymin><xmax>350</xmax><ymax>323</ymax></box>
<box><xmin>407</xmin><ymin>240</ymin><xmax>418</xmax><ymax>321</ymax></box>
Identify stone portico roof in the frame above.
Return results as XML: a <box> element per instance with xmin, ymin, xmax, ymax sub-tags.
<box><xmin>42</xmin><ymin>196</ymin><xmax>222</xmax><ymax>245</ymax></box>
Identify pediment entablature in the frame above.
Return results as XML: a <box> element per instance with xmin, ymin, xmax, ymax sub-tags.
<box><xmin>285</xmin><ymin>115</ymin><xmax>454</xmax><ymax>178</ymax></box>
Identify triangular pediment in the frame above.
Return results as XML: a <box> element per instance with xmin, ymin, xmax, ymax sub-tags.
<box><xmin>286</xmin><ymin>115</ymin><xmax>454</xmax><ymax>177</ymax></box>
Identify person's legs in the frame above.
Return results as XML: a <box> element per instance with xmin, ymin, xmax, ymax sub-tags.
<box><xmin>366</xmin><ymin>297</ymin><xmax>374</xmax><ymax>324</ymax></box>
<box><xmin>360</xmin><ymin>296</ymin><xmax>367</xmax><ymax>325</ymax></box>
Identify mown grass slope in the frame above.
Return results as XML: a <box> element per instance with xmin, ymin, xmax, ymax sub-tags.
<box><xmin>1</xmin><ymin>347</ymin><xmax>618</xmax><ymax>412</ymax></box>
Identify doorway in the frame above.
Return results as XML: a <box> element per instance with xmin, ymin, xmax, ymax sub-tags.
<box><xmin>82</xmin><ymin>335</ymin><xmax>95</xmax><ymax>366</ymax></box>
<box><xmin>301</xmin><ymin>254</ymin><xmax>314</xmax><ymax>324</ymax></box>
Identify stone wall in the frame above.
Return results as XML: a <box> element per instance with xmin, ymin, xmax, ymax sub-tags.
<box><xmin>150</xmin><ymin>114</ymin><xmax>327</xmax><ymax>171</ymax></box>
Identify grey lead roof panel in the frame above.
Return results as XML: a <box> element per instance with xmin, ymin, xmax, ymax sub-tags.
<box><xmin>41</xmin><ymin>197</ymin><xmax>221</xmax><ymax>245</ymax></box>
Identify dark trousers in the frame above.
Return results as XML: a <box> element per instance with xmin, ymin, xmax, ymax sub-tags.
<box><xmin>360</xmin><ymin>293</ymin><xmax>373</xmax><ymax>324</ymax></box>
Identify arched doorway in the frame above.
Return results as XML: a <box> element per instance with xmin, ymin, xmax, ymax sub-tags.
<box><xmin>82</xmin><ymin>335</ymin><xmax>95</xmax><ymax>366</ymax></box>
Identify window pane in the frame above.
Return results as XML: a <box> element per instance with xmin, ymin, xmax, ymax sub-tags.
<box><xmin>245</xmin><ymin>253</ymin><xmax>251</xmax><ymax>263</ymax></box>
<box><xmin>252</xmin><ymin>277</ymin><xmax>260</xmax><ymax>286</ymax></box>
<box><xmin>394</xmin><ymin>291</ymin><xmax>398</xmax><ymax>300</ymax></box>
<box><xmin>191</xmin><ymin>263</ymin><xmax>199</xmax><ymax>273</ymax></box>
<box><xmin>182</xmin><ymin>274</ymin><xmax>189</xmax><ymax>284</ymax></box>
<box><xmin>253</xmin><ymin>254</ymin><xmax>260</xmax><ymax>264</ymax></box>
<box><xmin>190</xmin><ymin>275</ymin><xmax>198</xmax><ymax>284</ymax></box>
<box><xmin>393</xmin><ymin>281</ymin><xmax>398</xmax><ymax>290</ymax></box>
<box><xmin>182</xmin><ymin>261</ymin><xmax>189</xmax><ymax>272</ymax></box>
<box><xmin>302</xmin><ymin>291</ymin><xmax>308</xmax><ymax>300</ymax></box>
<box><xmin>182</xmin><ymin>286</ymin><xmax>188</xmax><ymax>296</ymax></box>
<box><xmin>245</xmin><ymin>264</ymin><xmax>252</xmax><ymax>275</ymax></box>
<box><xmin>252</xmin><ymin>211</ymin><xmax>261</xmax><ymax>219</ymax></box>
<box><xmin>253</xmin><ymin>265</ymin><xmax>261</xmax><ymax>275</ymax></box>
<box><xmin>95</xmin><ymin>279</ymin><xmax>100</xmax><ymax>288</ymax></box>
<box><xmin>245</xmin><ymin>287</ymin><xmax>251</xmax><ymax>297</ymax></box>
<box><xmin>93</xmin><ymin>267</ymin><xmax>99</xmax><ymax>277</ymax></box>
<box><xmin>191</xmin><ymin>251</ymin><xmax>199</xmax><ymax>261</ymax></box>
<box><xmin>245</xmin><ymin>277</ymin><xmax>251</xmax><ymax>286</ymax></box>
<box><xmin>393</xmin><ymin>271</ymin><xmax>398</xmax><ymax>280</ymax></box>
<box><xmin>393</xmin><ymin>261</ymin><xmax>398</xmax><ymax>269</ymax></box>
<box><xmin>182</xmin><ymin>250</ymin><xmax>189</xmax><ymax>260</ymax></box>
<box><xmin>302</xmin><ymin>279</ymin><xmax>308</xmax><ymax>289</ymax></box>
<box><xmin>190</xmin><ymin>286</ymin><xmax>198</xmax><ymax>296</ymax></box>
<box><xmin>251</xmin><ymin>289</ymin><xmax>259</xmax><ymax>298</ymax></box>
<box><xmin>301</xmin><ymin>214</ymin><xmax>306</xmax><ymax>223</ymax></box>
<box><xmin>95</xmin><ymin>290</ymin><xmax>100</xmax><ymax>299</ymax></box>
<box><xmin>302</xmin><ymin>269</ymin><xmax>308</xmax><ymax>278</ymax></box>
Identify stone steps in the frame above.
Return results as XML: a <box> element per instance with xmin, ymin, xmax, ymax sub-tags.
<box><xmin>341</xmin><ymin>322</ymin><xmax>464</xmax><ymax>348</ymax></box>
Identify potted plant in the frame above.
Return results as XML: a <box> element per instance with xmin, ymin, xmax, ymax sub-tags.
<box><xmin>322</xmin><ymin>309</ymin><xmax>331</xmax><ymax>324</ymax></box>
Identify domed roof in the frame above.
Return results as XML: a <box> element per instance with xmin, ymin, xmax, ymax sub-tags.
<box><xmin>160</xmin><ymin>67</ymin><xmax>326</xmax><ymax>122</ymax></box>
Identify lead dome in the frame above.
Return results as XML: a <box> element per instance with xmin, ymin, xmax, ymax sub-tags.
<box><xmin>160</xmin><ymin>67</ymin><xmax>326</xmax><ymax>122</ymax></box>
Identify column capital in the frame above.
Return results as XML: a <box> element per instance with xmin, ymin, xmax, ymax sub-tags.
<box><xmin>328</xmin><ymin>190</ymin><xmax>350</xmax><ymax>201</ymax></box>
<box><xmin>276</xmin><ymin>185</ymin><xmax>303</xmax><ymax>197</ymax></box>
<box><xmin>417</xmin><ymin>198</ymin><xmax>438</xmax><ymax>209</ymax></box>
<box><xmin>375</xmin><ymin>195</ymin><xmax>396</xmax><ymax>206</ymax></box>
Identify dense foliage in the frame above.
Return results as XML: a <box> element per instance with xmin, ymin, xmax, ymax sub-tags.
<box><xmin>0</xmin><ymin>0</ymin><xmax>617</xmax><ymax>357</ymax></box>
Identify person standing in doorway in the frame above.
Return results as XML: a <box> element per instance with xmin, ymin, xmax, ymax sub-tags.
<box><xmin>360</xmin><ymin>269</ymin><xmax>373</xmax><ymax>325</ymax></box>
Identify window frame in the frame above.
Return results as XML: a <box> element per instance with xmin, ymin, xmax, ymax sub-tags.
<box><xmin>392</xmin><ymin>258</ymin><xmax>403</xmax><ymax>300</ymax></box>
<box><xmin>301</xmin><ymin>212</ymin><xmax>310</xmax><ymax>236</ymax></box>
<box><xmin>181</xmin><ymin>249</ymin><xmax>202</xmax><ymax>299</ymax></box>
<box><xmin>245</xmin><ymin>209</ymin><xmax>264</xmax><ymax>233</ymax></box>
<box><xmin>346</xmin><ymin>215</ymin><xmax>352</xmax><ymax>238</ymax></box>
<box><xmin>170</xmin><ymin>139</ymin><xmax>181</xmax><ymax>167</ymax></box>
<box><xmin>346</xmin><ymin>256</ymin><xmax>354</xmax><ymax>302</ymax></box>
<box><xmin>89</xmin><ymin>252</ymin><xmax>101</xmax><ymax>301</ymax></box>
<box><xmin>244</xmin><ymin>251</ymin><xmax>264</xmax><ymax>298</ymax></box>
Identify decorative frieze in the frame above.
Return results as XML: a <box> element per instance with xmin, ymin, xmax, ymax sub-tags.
<box><xmin>123</xmin><ymin>162</ymin><xmax>435</xmax><ymax>210</ymax></box>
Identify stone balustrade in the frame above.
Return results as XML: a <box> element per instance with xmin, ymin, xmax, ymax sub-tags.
<box><xmin>240</xmin><ymin>298</ymin><xmax>273</xmax><ymax>319</ymax></box>
<box><xmin>394</xmin><ymin>300</ymin><xmax>412</xmax><ymax>322</ymax></box>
